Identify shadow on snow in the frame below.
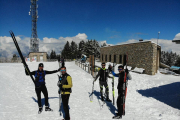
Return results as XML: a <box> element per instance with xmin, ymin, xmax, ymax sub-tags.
<box><xmin>137</xmin><ymin>82</ymin><xmax>180</xmax><ymax>110</ymax></box>
<box><xmin>89</xmin><ymin>90</ymin><xmax>117</xmax><ymax>115</ymax></box>
<box><xmin>32</xmin><ymin>96</ymin><xmax>58</xmax><ymax>107</ymax></box>
<box><xmin>32</xmin><ymin>96</ymin><xmax>70</xmax><ymax>117</ymax></box>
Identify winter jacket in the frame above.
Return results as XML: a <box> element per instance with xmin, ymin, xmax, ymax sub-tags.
<box><xmin>95</xmin><ymin>68</ymin><xmax>110</xmax><ymax>82</ymax></box>
<box><xmin>25</xmin><ymin>69</ymin><xmax>58</xmax><ymax>87</ymax></box>
<box><xmin>112</xmin><ymin>71</ymin><xmax>132</xmax><ymax>89</ymax></box>
<box><xmin>59</xmin><ymin>73</ymin><xmax>72</xmax><ymax>94</ymax></box>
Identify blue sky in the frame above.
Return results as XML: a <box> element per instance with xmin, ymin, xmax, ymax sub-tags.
<box><xmin>0</xmin><ymin>0</ymin><xmax>180</xmax><ymax>57</ymax></box>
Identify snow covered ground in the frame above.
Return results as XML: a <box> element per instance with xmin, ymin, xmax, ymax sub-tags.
<box><xmin>0</xmin><ymin>61</ymin><xmax>180</xmax><ymax>120</ymax></box>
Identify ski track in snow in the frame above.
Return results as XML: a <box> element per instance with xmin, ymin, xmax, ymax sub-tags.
<box><xmin>0</xmin><ymin>62</ymin><xmax>180</xmax><ymax>120</ymax></box>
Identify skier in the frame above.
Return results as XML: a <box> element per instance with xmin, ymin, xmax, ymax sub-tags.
<box><xmin>61</xmin><ymin>57</ymin><xmax>65</xmax><ymax>67</ymax></box>
<box><xmin>25</xmin><ymin>63</ymin><xmax>60</xmax><ymax>114</ymax></box>
<box><xmin>93</xmin><ymin>62</ymin><xmax>112</xmax><ymax>102</ymax></box>
<box><xmin>57</xmin><ymin>66</ymin><xmax>72</xmax><ymax>120</ymax></box>
<box><xmin>111</xmin><ymin>65</ymin><xmax>132</xmax><ymax>119</ymax></box>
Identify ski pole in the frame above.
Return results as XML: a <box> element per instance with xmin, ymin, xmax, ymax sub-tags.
<box><xmin>112</xmin><ymin>76</ymin><xmax>115</xmax><ymax>105</ymax></box>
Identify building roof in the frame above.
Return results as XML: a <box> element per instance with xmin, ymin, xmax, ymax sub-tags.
<box><xmin>28</xmin><ymin>52</ymin><xmax>47</xmax><ymax>55</ymax></box>
<box><xmin>101</xmin><ymin>40</ymin><xmax>161</xmax><ymax>48</ymax></box>
<box><xmin>172</xmin><ymin>40</ymin><xmax>180</xmax><ymax>44</ymax></box>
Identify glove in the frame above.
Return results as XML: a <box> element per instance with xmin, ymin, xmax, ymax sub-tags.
<box><xmin>58</xmin><ymin>89</ymin><xmax>61</xmax><ymax>94</ymax></box>
<box><xmin>109</xmin><ymin>76</ymin><xmax>113</xmax><ymax>78</ymax></box>
<box><xmin>57</xmin><ymin>81</ymin><xmax>63</xmax><ymax>89</ymax></box>
<box><xmin>125</xmin><ymin>69</ymin><xmax>129</xmax><ymax>74</ymax></box>
<box><xmin>108</xmin><ymin>66</ymin><xmax>112</xmax><ymax>71</ymax></box>
<box><xmin>57</xmin><ymin>68</ymin><xmax>61</xmax><ymax>71</ymax></box>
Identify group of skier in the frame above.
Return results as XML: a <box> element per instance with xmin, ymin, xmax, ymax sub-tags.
<box><xmin>24</xmin><ymin>61</ymin><xmax>132</xmax><ymax>120</ymax></box>
<box><xmin>10</xmin><ymin>31</ymin><xmax>132</xmax><ymax>120</ymax></box>
<box><xmin>25</xmin><ymin>59</ymin><xmax>72</xmax><ymax>120</ymax></box>
<box><xmin>94</xmin><ymin>62</ymin><xmax>132</xmax><ymax>119</ymax></box>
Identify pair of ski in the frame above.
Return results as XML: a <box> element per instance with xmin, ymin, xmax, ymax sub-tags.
<box><xmin>10</xmin><ymin>31</ymin><xmax>54</xmax><ymax>114</ymax></box>
<box><xmin>122</xmin><ymin>54</ymin><xmax>128</xmax><ymax>115</ymax></box>
<box><xmin>9</xmin><ymin>31</ymin><xmax>35</xmax><ymax>86</ymax></box>
<box><xmin>90</xmin><ymin>76</ymin><xmax>115</xmax><ymax>106</ymax></box>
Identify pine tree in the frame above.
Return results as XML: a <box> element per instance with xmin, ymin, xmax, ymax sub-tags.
<box><xmin>11</xmin><ymin>54</ymin><xmax>17</xmax><ymax>62</ymax></box>
<box><xmin>78</xmin><ymin>40</ymin><xmax>86</xmax><ymax>58</ymax></box>
<box><xmin>50</xmin><ymin>50</ymin><xmax>54</xmax><ymax>59</ymax></box>
<box><xmin>161</xmin><ymin>51</ymin><xmax>180</xmax><ymax>66</ymax></box>
<box><xmin>70</xmin><ymin>41</ymin><xmax>78</xmax><ymax>59</ymax></box>
<box><xmin>62</xmin><ymin>41</ymin><xmax>71</xmax><ymax>59</ymax></box>
<box><xmin>175</xmin><ymin>57</ymin><xmax>180</xmax><ymax>66</ymax></box>
<box><xmin>93</xmin><ymin>39</ymin><xmax>100</xmax><ymax>58</ymax></box>
<box><xmin>47</xmin><ymin>53</ymin><xmax>50</xmax><ymax>59</ymax></box>
<box><xmin>101</xmin><ymin>42</ymin><xmax>107</xmax><ymax>47</ymax></box>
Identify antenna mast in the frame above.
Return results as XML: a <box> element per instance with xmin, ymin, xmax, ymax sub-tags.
<box><xmin>29</xmin><ymin>0</ymin><xmax>39</xmax><ymax>52</ymax></box>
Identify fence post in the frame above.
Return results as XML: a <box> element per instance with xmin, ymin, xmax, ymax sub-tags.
<box><xmin>88</xmin><ymin>64</ymin><xmax>90</xmax><ymax>73</ymax></box>
<box><xmin>85</xmin><ymin>64</ymin><xmax>86</xmax><ymax>71</ymax></box>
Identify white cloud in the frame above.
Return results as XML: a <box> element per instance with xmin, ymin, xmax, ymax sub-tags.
<box><xmin>39</xmin><ymin>33</ymin><xmax>88</xmax><ymax>54</ymax></box>
<box><xmin>98</xmin><ymin>40</ymin><xmax>107</xmax><ymax>46</ymax></box>
<box><xmin>98</xmin><ymin>40</ymin><xmax>113</xmax><ymax>46</ymax></box>
<box><xmin>173</xmin><ymin>33</ymin><xmax>180</xmax><ymax>40</ymax></box>
<box><xmin>0</xmin><ymin>36</ymin><xmax>29</xmax><ymax>58</ymax></box>
<box><xmin>1</xmin><ymin>33</ymin><xmax>179</xmax><ymax>58</ymax></box>
<box><xmin>0</xmin><ymin>33</ymin><xmax>88</xmax><ymax>58</ymax></box>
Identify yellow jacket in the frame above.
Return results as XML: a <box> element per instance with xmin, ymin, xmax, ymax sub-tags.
<box><xmin>61</xmin><ymin>76</ymin><xmax>73</xmax><ymax>94</ymax></box>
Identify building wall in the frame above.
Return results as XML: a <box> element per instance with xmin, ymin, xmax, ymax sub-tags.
<box><xmin>100</xmin><ymin>41</ymin><xmax>161</xmax><ymax>75</ymax></box>
<box><xmin>29</xmin><ymin>52</ymin><xmax>47</xmax><ymax>62</ymax></box>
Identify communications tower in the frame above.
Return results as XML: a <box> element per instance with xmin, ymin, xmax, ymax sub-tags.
<box><xmin>29</xmin><ymin>0</ymin><xmax>39</xmax><ymax>52</ymax></box>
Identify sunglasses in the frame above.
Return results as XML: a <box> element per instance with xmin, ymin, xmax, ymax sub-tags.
<box><xmin>118</xmin><ymin>69</ymin><xmax>123</xmax><ymax>70</ymax></box>
<box><xmin>60</xmin><ymin>70</ymin><xmax>66</xmax><ymax>72</ymax></box>
<box><xmin>102</xmin><ymin>65</ymin><xmax>105</xmax><ymax>66</ymax></box>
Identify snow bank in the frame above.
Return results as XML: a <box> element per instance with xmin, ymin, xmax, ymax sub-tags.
<box><xmin>0</xmin><ymin>62</ymin><xmax>180</xmax><ymax>120</ymax></box>
<box><xmin>131</xmin><ymin>67</ymin><xmax>145</xmax><ymax>74</ymax></box>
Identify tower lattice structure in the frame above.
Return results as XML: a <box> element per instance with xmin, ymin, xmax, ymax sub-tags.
<box><xmin>29</xmin><ymin>0</ymin><xmax>39</xmax><ymax>52</ymax></box>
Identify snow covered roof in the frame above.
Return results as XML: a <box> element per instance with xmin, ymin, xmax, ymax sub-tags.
<box><xmin>101</xmin><ymin>40</ymin><xmax>161</xmax><ymax>48</ymax></box>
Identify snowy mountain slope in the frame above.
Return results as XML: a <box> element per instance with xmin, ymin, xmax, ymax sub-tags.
<box><xmin>0</xmin><ymin>61</ymin><xmax>180</xmax><ymax>120</ymax></box>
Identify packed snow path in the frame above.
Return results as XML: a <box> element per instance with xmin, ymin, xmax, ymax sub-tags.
<box><xmin>0</xmin><ymin>61</ymin><xmax>180</xmax><ymax>120</ymax></box>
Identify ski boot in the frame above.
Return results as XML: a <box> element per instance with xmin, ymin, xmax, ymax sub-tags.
<box><xmin>106</xmin><ymin>97</ymin><xmax>112</xmax><ymax>102</ymax></box>
<box><xmin>101</xmin><ymin>96</ymin><xmax>104</xmax><ymax>101</ymax></box>
<box><xmin>38</xmin><ymin>107</ymin><xmax>42</xmax><ymax>114</ymax></box>
<box><xmin>62</xmin><ymin>117</ymin><xmax>70</xmax><ymax>120</ymax></box>
<box><xmin>112</xmin><ymin>113</ymin><xmax>122</xmax><ymax>119</ymax></box>
<box><xmin>112</xmin><ymin>115</ymin><xmax>122</xmax><ymax>119</ymax></box>
<box><xmin>45</xmin><ymin>106</ymin><xmax>53</xmax><ymax>111</ymax></box>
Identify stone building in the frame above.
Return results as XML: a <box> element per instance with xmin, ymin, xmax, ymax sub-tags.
<box><xmin>100</xmin><ymin>41</ymin><xmax>161</xmax><ymax>75</ymax></box>
<box><xmin>29</xmin><ymin>52</ymin><xmax>47</xmax><ymax>62</ymax></box>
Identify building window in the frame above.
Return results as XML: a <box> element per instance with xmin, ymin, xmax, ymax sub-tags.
<box><xmin>119</xmin><ymin>55</ymin><xmax>122</xmax><ymax>63</ymax></box>
<box><xmin>105</xmin><ymin>55</ymin><xmax>107</xmax><ymax>62</ymax></box>
<box><xmin>102</xmin><ymin>54</ymin><xmax>103</xmax><ymax>61</ymax></box>
<box><xmin>109</xmin><ymin>55</ymin><xmax>111</xmax><ymax>62</ymax></box>
<box><xmin>114</xmin><ymin>55</ymin><xmax>116</xmax><ymax>63</ymax></box>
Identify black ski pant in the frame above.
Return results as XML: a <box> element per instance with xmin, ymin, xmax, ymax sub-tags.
<box><xmin>62</xmin><ymin>62</ymin><xmax>65</xmax><ymax>67</ymax></box>
<box><xmin>117</xmin><ymin>88</ymin><xmax>124</xmax><ymax>116</ymax></box>
<box><xmin>35</xmin><ymin>85</ymin><xmax>49</xmax><ymax>107</ymax></box>
<box><xmin>99</xmin><ymin>81</ymin><xmax>109</xmax><ymax>98</ymax></box>
<box><xmin>62</xmin><ymin>94</ymin><xmax>70</xmax><ymax>120</ymax></box>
